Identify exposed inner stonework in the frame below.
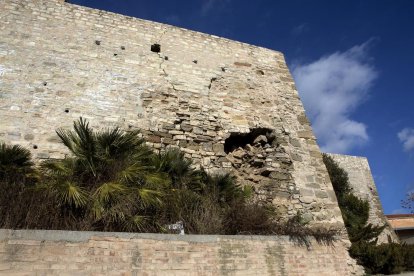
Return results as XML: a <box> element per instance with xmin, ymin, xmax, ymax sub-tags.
<box><xmin>224</xmin><ymin>128</ymin><xmax>275</xmax><ymax>153</ymax></box>
<box><xmin>224</xmin><ymin>129</ymin><xmax>297</xmax><ymax>209</ymax></box>
<box><xmin>0</xmin><ymin>0</ymin><xmax>366</xmax><ymax>274</ymax></box>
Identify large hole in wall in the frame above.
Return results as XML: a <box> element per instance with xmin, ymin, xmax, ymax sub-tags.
<box><xmin>224</xmin><ymin>128</ymin><xmax>275</xmax><ymax>154</ymax></box>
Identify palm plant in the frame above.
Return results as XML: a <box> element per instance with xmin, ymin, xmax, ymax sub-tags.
<box><xmin>39</xmin><ymin>118</ymin><xmax>169</xmax><ymax>231</ymax></box>
<box><xmin>0</xmin><ymin>142</ymin><xmax>37</xmax><ymax>229</ymax></box>
<box><xmin>0</xmin><ymin>142</ymin><xmax>34</xmax><ymax>181</ymax></box>
<box><xmin>149</xmin><ymin>149</ymin><xmax>204</xmax><ymax>229</ymax></box>
<box><xmin>150</xmin><ymin>150</ymin><xmax>256</xmax><ymax>233</ymax></box>
<box><xmin>151</xmin><ymin>148</ymin><xmax>204</xmax><ymax>191</ymax></box>
<box><xmin>202</xmin><ymin>173</ymin><xmax>253</xmax><ymax>206</ymax></box>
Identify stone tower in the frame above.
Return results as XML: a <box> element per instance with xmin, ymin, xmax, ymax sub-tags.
<box><xmin>0</xmin><ymin>0</ymin><xmax>343</xmax><ymax>227</ymax></box>
<box><xmin>328</xmin><ymin>154</ymin><xmax>398</xmax><ymax>243</ymax></box>
<box><xmin>0</xmin><ymin>0</ymin><xmax>364</xmax><ymax>273</ymax></box>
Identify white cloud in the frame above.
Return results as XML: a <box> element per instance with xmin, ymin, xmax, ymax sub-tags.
<box><xmin>292</xmin><ymin>42</ymin><xmax>377</xmax><ymax>153</ymax></box>
<box><xmin>398</xmin><ymin>128</ymin><xmax>414</xmax><ymax>152</ymax></box>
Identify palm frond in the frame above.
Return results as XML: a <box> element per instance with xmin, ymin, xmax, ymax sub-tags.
<box><xmin>40</xmin><ymin>158</ymin><xmax>76</xmax><ymax>177</ymax></box>
<box><xmin>42</xmin><ymin>180</ymin><xmax>89</xmax><ymax>208</ymax></box>
<box><xmin>136</xmin><ymin>188</ymin><xmax>164</xmax><ymax>208</ymax></box>
<box><xmin>91</xmin><ymin>199</ymin><xmax>105</xmax><ymax>220</ymax></box>
<box><xmin>56</xmin><ymin>118</ymin><xmax>97</xmax><ymax>175</ymax></box>
<box><xmin>123</xmin><ymin>215</ymin><xmax>150</xmax><ymax>232</ymax></box>
<box><xmin>207</xmin><ymin>173</ymin><xmax>244</xmax><ymax>204</ymax></box>
<box><xmin>153</xmin><ymin>148</ymin><xmax>203</xmax><ymax>190</ymax></box>
<box><xmin>117</xmin><ymin>162</ymin><xmax>154</xmax><ymax>184</ymax></box>
<box><xmin>242</xmin><ymin>185</ymin><xmax>254</xmax><ymax>199</ymax></box>
<box><xmin>101</xmin><ymin>204</ymin><xmax>127</xmax><ymax>223</ymax></box>
<box><xmin>96</xmin><ymin>128</ymin><xmax>144</xmax><ymax>160</ymax></box>
<box><xmin>144</xmin><ymin>172</ymin><xmax>171</xmax><ymax>188</ymax></box>
<box><xmin>0</xmin><ymin>142</ymin><xmax>33</xmax><ymax>168</ymax></box>
<box><xmin>0</xmin><ymin>142</ymin><xmax>34</xmax><ymax>178</ymax></box>
<box><xmin>93</xmin><ymin>182</ymin><xmax>126</xmax><ymax>204</ymax></box>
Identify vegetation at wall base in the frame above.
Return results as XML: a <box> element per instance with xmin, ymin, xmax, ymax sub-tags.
<box><xmin>0</xmin><ymin>118</ymin><xmax>338</xmax><ymax>245</ymax></box>
<box><xmin>323</xmin><ymin>154</ymin><xmax>414</xmax><ymax>275</ymax></box>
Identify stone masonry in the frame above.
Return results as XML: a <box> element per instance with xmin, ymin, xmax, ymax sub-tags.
<box><xmin>0</xmin><ymin>229</ymin><xmax>363</xmax><ymax>276</ymax></box>
<box><xmin>0</xmin><ymin>0</ymin><xmax>364</xmax><ymax>274</ymax></box>
<box><xmin>327</xmin><ymin>154</ymin><xmax>399</xmax><ymax>243</ymax></box>
<box><xmin>0</xmin><ymin>0</ymin><xmax>343</xmax><ymax>228</ymax></box>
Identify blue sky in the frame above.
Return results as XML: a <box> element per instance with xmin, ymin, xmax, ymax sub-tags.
<box><xmin>68</xmin><ymin>0</ymin><xmax>414</xmax><ymax>214</ymax></box>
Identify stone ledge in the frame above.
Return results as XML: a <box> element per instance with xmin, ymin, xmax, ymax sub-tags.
<box><xmin>0</xmin><ymin>228</ymin><xmax>337</xmax><ymax>244</ymax></box>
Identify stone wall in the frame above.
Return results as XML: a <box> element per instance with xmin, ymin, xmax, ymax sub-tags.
<box><xmin>327</xmin><ymin>154</ymin><xmax>398</xmax><ymax>243</ymax></box>
<box><xmin>0</xmin><ymin>229</ymin><xmax>363</xmax><ymax>275</ymax></box>
<box><xmin>0</xmin><ymin>0</ymin><xmax>344</xmax><ymax>228</ymax></box>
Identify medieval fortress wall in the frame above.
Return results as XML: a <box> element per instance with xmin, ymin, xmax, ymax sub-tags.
<box><xmin>0</xmin><ymin>0</ymin><xmax>392</xmax><ymax>274</ymax></box>
<box><xmin>327</xmin><ymin>154</ymin><xmax>398</xmax><ymax>243</ymax></box>
<box><xmin>0</xmin><ymin>0</ymin><xmax>343</xmax><ymax>228</ymax></box>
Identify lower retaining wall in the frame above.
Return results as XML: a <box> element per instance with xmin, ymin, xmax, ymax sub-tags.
<box><xmin>0</xmin><ymin>229</ymin><xmax>362</xmax><ymax>275</ymax></box>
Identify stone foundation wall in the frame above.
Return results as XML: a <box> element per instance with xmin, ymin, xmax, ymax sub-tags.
<box><xmin>0</xmin><ymin>229</ymin><xmax>363</xmax><ymax>275</ymax></box>
<box><xmin>0</xmin><ymin>0</ymin><xmax>344</xmax><ymax>228</ymax></box>
<box><xmin>327</xmin><ymin>154</ymin><xmax>398</xmax><ymax>243</ymax></box>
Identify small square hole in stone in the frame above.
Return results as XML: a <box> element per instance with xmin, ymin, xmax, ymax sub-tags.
<box><xmin>151</xmin><ymin>44</ymin><xmax>161</xmax><ymax>53</ymax></box>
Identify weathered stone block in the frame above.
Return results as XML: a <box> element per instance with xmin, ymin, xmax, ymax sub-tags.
<box><xmin>315</xmin><ymin>191</ymin><xmax>328</xmax><ymax>199</ymax></box>
<box><xmin>297</xmin><ymin>131</ymin><xmax>313</xmax><ymax>139</ymax></box>
<box><xmin>180</xmin><ymin>123</ymin><xmax>193</xmax><ymax>132</ymax></box>
<box><xmin>24</xmin><ymin>134</ymin><xmax>34</xmax><ymax>141</ymax></box>
<box><xmin>147</xmin><ymin>135</ymin><xmax>161</xmax><ymax>143</ymax></box>
<box><xmin>269</xmin><ymin>171</ymin><xmax>290</xmax><ymax>180</ymax></box>
<box><xmin>212</xmin><ymin>143</ymin><xmax>224</xmax><ymax>154</ymax></box>
<box><xmin>300</xmin><ymin>188</ymin><xmax>314</xmax><ymax>197</ymax></box>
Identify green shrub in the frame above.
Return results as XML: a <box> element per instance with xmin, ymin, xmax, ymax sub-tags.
<box><xmin>350</xmin><ymin>242</ymin><xmax>414</xmax><ymax>275</ymax></box>
<box><xmin>0</xmin><ymin>142</ymin><xmax>35</xmax><ymax>182</ymax></box>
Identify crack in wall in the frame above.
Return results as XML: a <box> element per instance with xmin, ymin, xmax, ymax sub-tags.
<box><xmin>207</xmin><ymin>77</ymin><xmax>217</xmax><ymax>90</ymax></box>
<box><xmin>156</xmin><ymin>52</ymin><xmax>181</xmax><ymax>92</ymax></box>
<box><xmin>154</xmin><ymin>28</ymin><xmax>225</xmax><ymax>95</ymax></box>
<box><xmin>153</xmin><ymin>28</ymin><xmax>183</xmax><ymax>92</ymax></box>
<box><xmin>156</xmin><ymin>28</ymin><xmax>168</xmax><ymax>44</ymax></box>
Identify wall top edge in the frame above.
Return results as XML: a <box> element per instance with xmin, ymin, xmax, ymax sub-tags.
<box><xmin>56</xmin><ymin>0</ymin><xmax>284</xmax><ymax>57</ymax></box>
<box><xmin>325</xmin><ymin>153</ymin><xmax>369</xmax><ymax>161</ymax></box>
<box><xmin>0</xmin><ymin>229</ymin><xmax>337</xmax><ymax>244</ymax></box>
